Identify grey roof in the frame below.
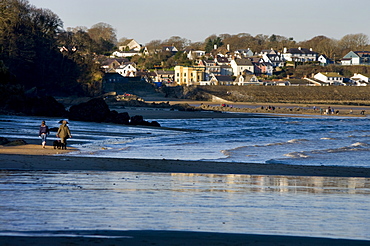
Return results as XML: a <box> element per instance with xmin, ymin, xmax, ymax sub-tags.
<box><xmin>235</xmin><ymin>59</ymin><xmax>253</xmax><ymax>66</ymax></box>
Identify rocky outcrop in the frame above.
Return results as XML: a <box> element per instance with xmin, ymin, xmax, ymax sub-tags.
<box><xmin>68</xmin><ymin>98</ymin><xmax>161</xmax><ymax>127</ymax></box>
<box><xmin>130</xmin><ymin>115</ymin><xmax>160</xmax><ymax>127</ymax></box>
<box><xmin>69</xmin><ymin>98</ymin><xmax>111</xmax><ymax>122</ymax></box>
<box><xmin>3</xmin><ymin>95</ymin><xmax>67</xmax><ymax>117</ymax></box>
<box><xmin>0</xmin><ymin>137</ymin><xmax>9</xmax><ymax>145</ymax></box>
<box><xmin>0</xmin><ymin>137</ymin><xmax>27</xmax><ymax>146</ymax></box>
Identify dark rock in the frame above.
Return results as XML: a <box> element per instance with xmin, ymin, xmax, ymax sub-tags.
<box><xmin>3</xmin><ymin>95</ymin><xmax>67</xmax><ymax>117</ymax></box>
<box><xmin>114</xmin><ymin>112</ymin><xmax>130</xmax><ymax>125</ymax></box>
<box><xmin>27</xmin><ymin>96</ymin><xmax>67</xmax><ymax>117</ymax></box>
<box><xmin>0</xmin><ymin>137</ymin><xmax>9</xmax><ymax>145</ymax></box>
<box><xmin>6</xmin><ymin>139</ymin><xmax>27</xmax><ymax>146</ymax></box>
<box><xmin>69</xmin><ymin>98</ymin><xmax>110</xmax><ymax>122</ymax></box>
<box><xmin>149</xmin><ymin>121</ymin><xmax>161</xmax><ymax>127</ymax></box>
<box><xmin>130</xmin><ymin>115</ymin><xmax>144</xmax><ymax>125</ymax></box>
<box><xmin>129</xmin><ymin>115</ymin><xmax>160</xmax><ymax>127</ymax></box>
<box><xmin>105</xmin><ymin>110</ymin><xmax>130</xmax><ymax>125</ymax></box>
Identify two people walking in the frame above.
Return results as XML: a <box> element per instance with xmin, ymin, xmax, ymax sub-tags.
<box><xmin>38</xmin><ymin>120</ymin><xmax>72</xmax><ymax>149</ymax></box>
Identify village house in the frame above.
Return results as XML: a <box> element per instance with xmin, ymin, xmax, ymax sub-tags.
<box><xmin>119</xmin><ymin>39</ymin><xmax>141</xmax><ymax>52</ymax></box>
<box><xmin>230</xmin><ymin>58</ymin><xmax>254</xmax><ymax>76</ymax></box>
<box><xmin>234</xmin><ymin>48</ymin><xmax>254</xmax><ymax>58</ymax></box>
<box><xmin>174</xmin><ymin>66</ymin><xmax>205</xmax><ymax>86</ymax></box>
<box><xmin>115</xmin><ymin>62</ymin><xmax>137</xmax><ymax>77</ymax></box>
<box><xmin>262</xmin><ymin>53</ymin><xmax>286</xmax><ymax>67</ymax></box>
<box><xmin>100</xmin><ymin>58</ymin><xmax>129</xmax><ymax>72</ymax></box>
<box><xmin>234</xmin><ymin>74</ymin><xmax>261</xmax><ymax>86</ymax></box>
<box><xmin>154</xmin><ymin>70</ymin><xmax>175</xmax><ymax>83</ymax></box>
<box><xmin>198</xmin><ymin>60</ymin><xmax>221</xmax><ymax>80</ymax></box>
<box><xmin>350</xmin><ymin>73</ymin><xmax>369</xmax><ymax>86</ymax></box>
<box><xmin>313</xmin><ymin>72</ymin><xmax>345</xmax><ymax>85</ymax></box>
<box><xmin>318</xmin><ymin>55</ymin><xmax>334</xmax><ymax>66</ymax></box>
<box><xmin>215</xmin><ymin>56</ymin><xmax>230</xmax><ymax>65</ymax></box>
<box><xmin>341</xmin><ymin>51</ymin><xmax>370</xmax><ymax>65</ymax></box>
<box><xmin>208</xmin><ymin>74</ymin><xmax>234</xmax><ymax>85</ymax></box>
<box><xmin>258</xmin><ymin>48</ymin><xmax>279</xmax><ymax>56</ymax></box>
<box><xmin>162</xmin><ymin>46</ymin><xmax>178</xmax><ymax>54</ymax></box>
<box><xmin>253</xmin><ymin>61</ymin><xmax>274</xmax><ymax>76</ymax></box>
<box><xmin>112</xmin><ymin>50</ymin><xmax>141</xmax><ymax>58</ymax></box>
<box><xmin>282</xmin><ymin>47</ymin><xmax>318</xmax><ymax>62</ymax></box>
<box><xmin>219</xmin><ymin>65</ymin><xmax>233</xmax><ymax>76</ymax></box>
<box><xmin>186</xmin><ymin>49</ymin><xmax>206</xmax><ymax>60</ymax></box>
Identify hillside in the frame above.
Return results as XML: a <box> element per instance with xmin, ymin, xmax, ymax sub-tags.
<box><xmin>160</xmin><ymin>85</ymin><xmax>370</xmax><ymax>106</ymax></box>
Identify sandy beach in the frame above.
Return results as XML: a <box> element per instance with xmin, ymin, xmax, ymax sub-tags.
<box><xmin>0</xmin><ymin>144</ymin><xmax>370</xmax><ymax>177</ymax></box>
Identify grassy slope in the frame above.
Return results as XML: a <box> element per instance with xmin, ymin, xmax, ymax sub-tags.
<box><xmin>198</xmin><ymin>86</ymin><xmax>370</xmax><ymax>105</ymax></box>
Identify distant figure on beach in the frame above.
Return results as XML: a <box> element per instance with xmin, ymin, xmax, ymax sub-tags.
<box><xmin>56</xmin><ymin>120</ymin><xmax>72</xmax><ymax>150</ymax></box>
<box><xmin>39</xmin><ymin>120</ymin><xmax>50</xmax><ymax>148</ymax></box>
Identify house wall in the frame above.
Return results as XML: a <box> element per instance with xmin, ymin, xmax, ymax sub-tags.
<box><xmin>230</xmin><ymin>60</ymin><xmax>254</xmax><ymax>76</ymax></box>
<box><xmin>175</xmin><ymin>66</ymin><xmax>205</xmax><ymax>86</ymax></box>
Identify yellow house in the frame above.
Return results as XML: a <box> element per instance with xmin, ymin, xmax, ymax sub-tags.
<box><xmin>174</xmin><ymin>66</ymin><xmax>205</xmax><ymax>86</ymax></box>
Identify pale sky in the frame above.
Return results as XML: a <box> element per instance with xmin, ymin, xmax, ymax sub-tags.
<box><xmin>29</xmin><ymin>0</ymin><xmax>370</xmax><ymax>45</ymax></box>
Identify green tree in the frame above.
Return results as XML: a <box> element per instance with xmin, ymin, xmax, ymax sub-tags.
<box><xmin>204</xmin><ymin>36</ymin><xmax>223</xmax><ymax>53</ymax></box>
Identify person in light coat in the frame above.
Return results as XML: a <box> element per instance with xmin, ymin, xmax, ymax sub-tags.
<box><xmin>56</xmin><ymin>120</ymin><xmax>72</xmax><ymax>150</ymax></box>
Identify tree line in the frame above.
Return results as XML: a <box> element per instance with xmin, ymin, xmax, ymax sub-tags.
<box><xmin>0</xmin><ymin>0</ymin><xmax>116</xmax><ymax>98</ymax></box>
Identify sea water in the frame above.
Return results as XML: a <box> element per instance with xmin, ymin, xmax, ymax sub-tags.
<box><xmin>0</xmin><ymin>171</ymin><xmax>369</xmax><ymax>240</ymax></box>
<box><xmin>1</xmin><ymin>114</ymin><xmax>370</xmax><ymax>240</ymax></box>
<box><xmin>1</xmin><ymin>114</ymin><xmax>370</xmax><ymax>166</ymax></box>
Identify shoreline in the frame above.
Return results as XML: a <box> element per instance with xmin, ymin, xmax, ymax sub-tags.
<box><xmin>1</xmin><ymin>230</ymin><xmax>369</xmax><ymax>246</ymax></box>
<box><xmin>109</xmin><ymin>100</ymin><xmax>369</xmax><ymax>119</ymax></box>
<box><xmin>0</xmin><ymin>144</ymin><xmax>369</xmax><ymax>177</ymax></box>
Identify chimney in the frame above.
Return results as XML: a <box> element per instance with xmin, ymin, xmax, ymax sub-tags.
<box><xmin>283</xmin><ymin>47</ymin><xmax>287</xmax><ymax>53</ymax></box>
<box><xmin>227</xmin><ymin>44</ymin><xmax>230</xmax><ymax>51</ymax></box>
<box><xmin>214</xmin><ymin>44</ymin><xmax>217</xmax><ymax>50</ymax></box>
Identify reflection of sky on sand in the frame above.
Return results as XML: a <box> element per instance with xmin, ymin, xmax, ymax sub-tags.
<box><xmin>1</xmin><ymin>171</ymin><xmax>369</xmax><ymax>240</ymax></box>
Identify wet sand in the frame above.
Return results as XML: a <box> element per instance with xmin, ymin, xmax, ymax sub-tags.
<box><xmin>1</xmin><ymin>230</ymin><xmax>369</xmax><ymax>246</ymax></box>
<box><xmin>0</xmin><ymin>144</ymin><xmax>369</xmax><ymax>177</ymax></box>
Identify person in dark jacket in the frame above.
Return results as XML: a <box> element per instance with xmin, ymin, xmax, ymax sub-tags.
<box><xmin>56</xmin><ymin>120</ymin><xmax>72</xmax><ymax>150</ymax></box>
<box><xmin>39</xmin><ymin>120</ymin><xmax>50</xmax><ymax>148</ymax></box>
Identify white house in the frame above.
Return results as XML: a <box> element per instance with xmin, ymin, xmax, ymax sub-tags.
<box><xmin>350</xmin><ymin>73</ymin><xmax>369</xmax><ymax>86</ymax></box>
<box><xmin>234</xmin><ymin>49</ymin><xmax>254</xmax><ymax>58</ymax></box>
<box><xmin>318</xmin><ymin>55</ymin><xmax>334</xmax><ymax>66</ymax></box>
<box><xmin>282</xmin><ymin>47</ymin><xmax>318</xmax><ymax>62</ymax></box>
<box><xmin>115</xmin><ymin>63</ymin><xmax>137</xmax><ymax>77</ymax></box>
<box><xmin>262</xmin><ymin>53</ymin><xmax>286</xmax><ymax>67</ymax></box>
<box><xmin>119</xmin><ymin>39</ymin><xmax>141</xmax><ymax>52</ymax></box>
<box><xmin>313</xmin><ymin>72</ymin><xmax>345</xmax><ymax>85</ymax></box>
<box><xmin>234</xmin><ymin>74</ymin><xmax>261</xmax><ymax>85</ymax></box>
<box><xmin>186</xmin><ymin>50</ymin><xmax>206</xmax><ymax>60</ymax></box>
<box><xmin>230</xmin><ymin>58</ymin><xmax>254</xmax><ymax>76</ymax></box>
<box><xmin>112</xmin><ymin>51</ymin><xmax>141</xmax><ymax>58</ymax></box>
<box><xmin>341</xmin><ymin>51</ymin><xmax>370</xmax><ymax>65</ymax></box>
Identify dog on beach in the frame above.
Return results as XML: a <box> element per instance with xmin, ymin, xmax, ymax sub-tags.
<box><xmin>53</xmin><ymin>140</ymin><xmax>62</xmax><ymax>149</ymax></box>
